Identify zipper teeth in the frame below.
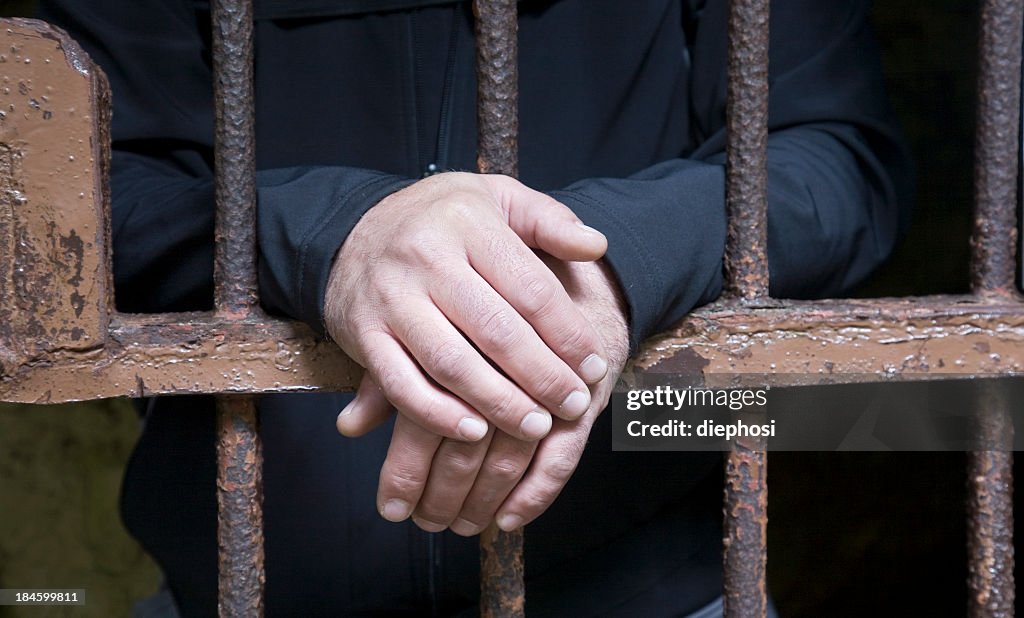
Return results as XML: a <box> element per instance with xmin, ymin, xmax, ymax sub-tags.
<box><xmin>434</xmin><ymin>5</ymin><xmax>461</xmax><ymax>170</ymax></box>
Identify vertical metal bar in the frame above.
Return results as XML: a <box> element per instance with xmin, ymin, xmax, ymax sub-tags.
<box><xmin>212</xmin><ymin>0</ymin><xmax>259</xmax><ymax>317</ymax></box>
<box><xmin>473</xmin><ymin>1</ymin><xmax>525</xmax><ymax>616</ymax></box>
<box><xmin>216</xmin><ymin>395</ymin><xmax>265</xmax><ymax>617</ymax></box>
<box><xmin>967</xmin><ymin>2</ymin><xmax>1020</xmax><ymax>616</ymax></box>
<box><xmin>474</xmin><ymin>0</ymin><xmax>519</xmax><ymax>178</ymax></box>
<box><xmin>211</xmin><ymin>0</ymin><xmax>264</xmax><ymax>616</ymax></box>
<box><xmin>969</xmin><ymin>0</ymin><xmax>1023</xmax><ymax>295</ymax></box>
<box><xmin>723</xmin><ymin>1</ymin><xmax>770</xmax><ymax>616</ymax></box>
<box><xmin>967</xmin><ymin>380</ymin><xmax>1014</xmax><ymax>618</ymax></box>
<box><xmin>723</xmin><ymin>0</ymin><xmax>770</xmax><ymax>301</ymax></box>
<box><xmin>724</xmin><ymin>433</ymin><xmax>768</xmax><ymax>618</ymax></box>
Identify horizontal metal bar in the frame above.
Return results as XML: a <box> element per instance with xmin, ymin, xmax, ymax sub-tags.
<box><xmin>7</xmin><ymin>295</ymin><xmax>1024</xmax><ymax>402</ymax></box>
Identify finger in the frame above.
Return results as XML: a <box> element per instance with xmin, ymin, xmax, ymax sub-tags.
<box><xmin>489</xmin><ymin>175</ymin><xmax>608</xmax><ymax>262</ymax></box>
<box><xmin>493</xmin><ymin>416</ymin><xmax>594</xmax><ymax>531</ymax></box>
<box><xmin>359</xmin><ymin>330</ymin><xmax>490</xmax><ymax>442</ymax></box>
<box><xmin>465</xmin><ymin>229</ymin><xmax>609</xmax><ymax>389</ymax></box>
<box><xmin>449</xmin><ymin>431</ymin><xmax>537</xmax><ymax>537</ymax></box>
<box><xmin>336</xmin><ymin>372</ymin><xmax>393</xmax><ymax>437</ymax></box>
<box><xmin>411</xmin><ymin>431</ymin><xmax>494</xmax><ymax>532</ymax></box>
<box><xmin>377</xmin><ymin>414</ymin><xmax>443</xmax><ymax>523</ymax></box>
<box><xmin>433</xmin><ymin>260</ymin><xmax>601</xmax><ymax>422</ymax></box>
<box><xmin>394</xmin><ymin>299</ymin><xmax>554</xmax><ymax>441</ymax></box>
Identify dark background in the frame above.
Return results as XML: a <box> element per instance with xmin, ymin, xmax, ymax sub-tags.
<box><xmin>0</xmin><ymin>0</ymin><xmax>1008</xmax><ymax>616</ymax></box>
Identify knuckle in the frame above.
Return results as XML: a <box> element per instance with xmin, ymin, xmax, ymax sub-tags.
<box><xmin>529</xmin><ymin>365</ymin><xmax>570</xmax><ymax>402</ymax></box>
<box><xmin>437</xmin><ymin>447</ymin><xmax>481</xmax><ymax>478</ymax></box>
<box><xmin>476</xmin><ymin>307</ymin><xmax>522</xmax><ymax>351</ymax></box>
<box><xmin>514</xmin><ymin>271</ymin><xmax>557</xmax><ymax>319</ymax></box>
<box><xmin>376</xmin><ymin>366</ymin><xmax>412</xmax><ymax>404</ymax></box>
<box><xmin>442</xmin><ymin>193</ymin><xmax>482</xmax><ymax>223</ymax></box>
<box><xmin>553</xmin><ymin>320</ymin><xmax>593</xmax><ymax>358</ymax></box>
<box><xmin>425</xmin><ymin>339</ymin><xmax>472</xmax><ymax>387</ymax></box>
<box><xmin>482</xmin><ymin>389</ymin><xmax>520</xmax><ymax>426</ymax></box>
<box><xmin>383</xmin><ymin>462</ymin><xmax>427</xmax><ymax>495</ymax></box>
<box><xmin>399</xmin><ymin>228</ymin><xmax>444</xmax><ymax>264</ymax></box>
<box><xmin>541</xmin><ymin>453</ymin><xmax>579</xmax><ymax>486</ymax></box>
<box><xmin>486</xmin><ymin>456</ymin><xmax>525</xmax><ymax>483</ymax></box>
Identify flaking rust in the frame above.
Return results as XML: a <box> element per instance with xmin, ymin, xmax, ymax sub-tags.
<box><xmin>0</xmin><ymin>19</ymin><xmax>111</xmax><ymax>381</ymax></box>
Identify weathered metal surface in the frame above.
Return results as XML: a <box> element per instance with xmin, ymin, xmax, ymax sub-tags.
<box><xmin>967</xmin><ymin>380</ymin><xmax>1014</xmax><ymax>618</ymax></box>
<box><xmin>10</xmin><ymin>297</ymin><xmax>1024</xmax><ymax>402</ymax></box>
<box><xmin>723</xmin><ymin>0</ymin><xmax>770</xmax><ymax>300</ymax></box>
<box><xmin>0</xmin><ymin>19</ymin><xmax>112</xmax><ymax>382</ymax></box>
<box><xmin>967</xmin><ymin>2</ymin><xmax>1020</xmax><ymax>615</ymax></box>
<box><xmin>210</xmin><ymin>2</ymin><xmax>264</xmax><ymax>613</ymax></box>
<box><xmin>217</xmin><ymin>395</ymin><xmax>265</xmax><ymax>617</ymax></box>
<box><xmin>969</xmin><ymin>0</ymin><xmax>1023</xmax><ymax>295</ymax></box>
<box><xmin>722</xmin><ymin>2</ymin><xmax>770</xmax><ymax>613</ymax></box>
<box><xmin>211</xmin><ymin>0</ymin><xmax>259</xmax><ymax>318</ymax></box>
<box><xmin>473</xmin><ymin>0</ymin><xmax>518</xmax><ymax>179</ymax></box>
<box><xmin>474</xmin><ymin>1</ymin><xmax>525</xmax><ymax>615</ymax></box>
<box><xmin>635</xmin><ymin>297</ymin><xmax>1024</xmax><ymax>381</ymax></box>
<box><xmin>480</xmin><ymin>524</ymin><xmax>525</xmax><ymax>618</ymax></box>
<box><xmin>723</xmin><ymin>431</ymin><xmax>767</xmax><ymax>618</ymax></box>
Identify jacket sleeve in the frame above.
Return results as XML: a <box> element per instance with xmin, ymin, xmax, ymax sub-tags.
<box><xmin>37</xmin><ymin>0</ymin><xmax>414</xmax><ymax>333</ymax></box>
<box><xmin>552</xmin><ymin>0</ymin><xmax>914</xmax><ymax>351</ymax></box>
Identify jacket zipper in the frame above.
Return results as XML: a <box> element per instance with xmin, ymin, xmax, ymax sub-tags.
<box><xmin>423</xmin><ymin>5</ymin><xmax>461</xmax><ymax>177</ymax></box>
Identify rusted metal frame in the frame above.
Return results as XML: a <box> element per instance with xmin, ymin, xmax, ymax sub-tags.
<box><xmin>723</xmin><ymin>0</ymin><xmax>770</xmax><ymax>301</ymax></box>
<box><xmin>966</xmin><ymin>1</ymin><xmax>1022</xmax><ymax>616</ymax></box>
<box><xmin>473</xmin><ymin>0</ymin><xmax>525</xmax><ymax>616</ymax></box>
<box><xmin>969</xmin><ymin>0</ymin><xmax>1024</xmax><ymax>296</ymax></box>
<box><xmin>12</xmin><ymin>295</ymin><xmax>1024</xmax><ymax>401</ymax></box>
<box><xmin>722</xmin><ymin>0</ymin><xmax>770</xmax><ymax>616</ymax></box>
<box><xmin>967</xmin><ymin>380</ymin><xmax>1014</xmax><ymax>618</ymax></box>
<box><xmin>210</xmin><ymin>0</ymin><xmax>264</xmax><ymax>616</ymax></box>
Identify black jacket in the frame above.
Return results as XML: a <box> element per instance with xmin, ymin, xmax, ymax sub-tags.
<box><xmin>38</xmin><ymin>1</ymin><xmax>912</xmax><ymax>615</ymax></box>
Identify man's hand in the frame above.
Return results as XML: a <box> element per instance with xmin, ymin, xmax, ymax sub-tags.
<box><xmin>325</xmin><ymin>172</ymin><xmax>610</xmax><ymax>450</ymax></box>
<box><xmin>347</xmin><ymin>257</ymin><xmax>630</xmax><ymax>532</ymax></box>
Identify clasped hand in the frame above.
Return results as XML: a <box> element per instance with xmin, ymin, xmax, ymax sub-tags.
<box><xmin>323</xmin><ymin>172</ymin><xmax>628</xmax><ymax>535</ymax></box>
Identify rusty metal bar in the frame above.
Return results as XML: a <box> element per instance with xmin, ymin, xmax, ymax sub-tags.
<box><xmin>724</xmin><ymin>431</ymin><xmax>768</xmax><ymax>617</ymax></box>
<box><xmin>723</xmin><ymin>0</ymin><xmax>770</xmax><ymax>301</ymax></box>
<box><xmin>212</xmin><ymin>0</ymin><xmax>259</xmax><ymax>318</ymax></box>
<box><xmin>967</xmin><ymin>381</ymin><xmax>1014</xmax><ymax>618</ymax></box>
<box><xmin>969</xmin><ymin>0</ymin><xmax>1024</xmax><ymax>295</ymax></box>
<box><xmin>216</xmin><ymin>395</ymin><xmax>265</xmax><ymax>617</ymax></box>
<box><xmin>966</xmin><ymin>1</ymin><xmax>1021</xmax><ymax>616</ymax></box>
<box><xmin>722</xmin><ymin>0</ymin><xmax>770</xmax><ymax>615</ymax></box>
<box><xmin>13</xmin><ymin>295</ymin><xmax>1024</xmax><ymax>401</ymax></box>
<box><xmin>211</xmin><ymin>0</ymin><xmax>264</xmax><ymax>616</ymax></box>
<box><xmin>473</xmin><ymin>0</ymin><xmax>525</xmax><ymax>615</ymax></box>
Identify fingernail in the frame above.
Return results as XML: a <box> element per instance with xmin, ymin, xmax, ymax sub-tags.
<box><xmin>411</xmin><ymin>515</ymin><xmax>448</xmax><ymax>533</ymax></box>
<box><xmin>338</xmin><ymin>397</ymin><xmax>358</xmax><ymax>417</ymax></box>
<box><xmin>496</xmin><ymin>513</ymin><xmax>523</xmax><ymax>531</ymax></box>
<box><xmin>457</xmin><ymin>417</ymin><xmax>489</xmax><ymax>441</ymax></box>
<box><xmin>579</xmin><ymin>354</ymin><xmax>608</xmax><ymax>383</ymax></box>
<box><xmin>381</xmin><ymin>499</ymin><xmax>411</xmax><ymax>522</ymax></box>
<box><xmin>560</xmin><ymin>390</ymin><xmax>590</xmax><ymax>419</ymax></box>
<box><xmin>519</xmin><ymin>410</ymin><xmax>552</xmax><ymax>440</ymax></box>
<box><xmin>575</xmin><ymin>221</ymin><xmax>602</xmax><ymax>236</ymax></box>
<box><xmin>449</xmin><ymin>518</ymin><xmax>483</xmax><ymax>537</ymax></box>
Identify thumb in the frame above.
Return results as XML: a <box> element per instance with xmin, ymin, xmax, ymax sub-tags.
<box><xmin>336</xmin><ymin>372</ymin><xmax>395</xmax><ymax>437</ymax></box>
<box><xmin>490</xmin><ymin>176</ymin><xmax>608</xmax><ymax>261</ymax></box>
